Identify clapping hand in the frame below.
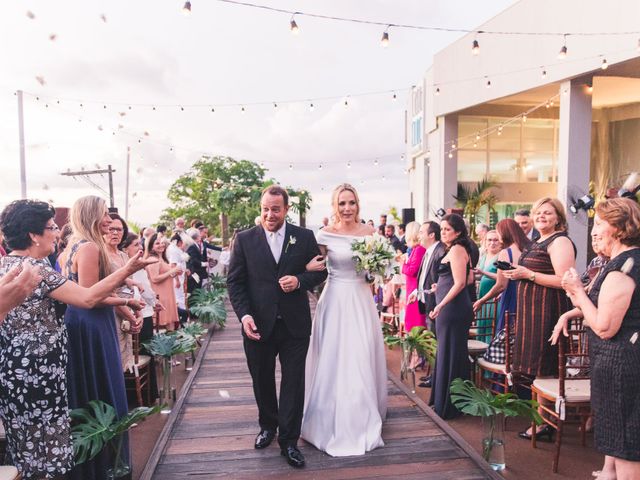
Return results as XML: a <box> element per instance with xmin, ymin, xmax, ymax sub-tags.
<box><xmin>125</xmin><ymin>251</ymin><xmax>158</xmax><ymax>273</ymax></box>
<box><xmin>561</xmin><ymin>268</ymin><xmax>583</xmax><ymax>303</ymax></box>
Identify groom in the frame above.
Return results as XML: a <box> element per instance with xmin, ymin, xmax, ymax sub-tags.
<box><xmin>227</xmin><ymin>185</ymin><xmax>327</xmax><ymax>468</ymax></box>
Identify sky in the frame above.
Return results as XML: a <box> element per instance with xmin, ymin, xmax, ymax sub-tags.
<box><xmin>0</xmin><ymin>0</ymin><xmax>516</xmax><ymax>228</ymax></box>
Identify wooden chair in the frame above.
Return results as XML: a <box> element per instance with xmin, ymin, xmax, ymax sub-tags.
<box><xmin>530</xmin><ymin>317</ymin><xmax>591</xmax><ymax>473</ymax></box>
<box><xmin>468</xmin><ymin>298</ymin><xmax>498</xmax><ymax>372</ymax></box>
<box><xmin>379</xmin><ymin>281</ymin><xmax>402</xmax><ymax>335</ymax></box>
<box><xmin>124</xmin><ymin>332</ymin><xmax>153</xmax><ymax>407</ymax></box>
<box><xmin>476</xmin><ymin>310</ymin><xmax>514</xmax><ymax>392</ymax></box>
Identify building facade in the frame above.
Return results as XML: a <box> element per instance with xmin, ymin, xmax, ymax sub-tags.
<box><xmin>406</xmin><ymin>0</ymin><xmax>640</xmax><ymax>269</ymax></box>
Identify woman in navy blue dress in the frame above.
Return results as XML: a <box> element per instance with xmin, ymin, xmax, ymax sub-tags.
<box><xmin>59</xmin><ymin>196</ymin><xmax>147</xmax><ymax>480</ymax></box>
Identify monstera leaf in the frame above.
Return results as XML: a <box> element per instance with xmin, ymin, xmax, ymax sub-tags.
<box><xmin>143</xmin><ymin>332</ymin><xmax>196</xmax><ymax>358</ymax></box>
<box><xmin>188</xmin><ymin>289</ymin><xmax>227</xmax><ymax>327</ymax></box>
<box><xmin>71</xmin><ymin>400</ymin><xmax>161</xmax><ymax>465</ymax></box>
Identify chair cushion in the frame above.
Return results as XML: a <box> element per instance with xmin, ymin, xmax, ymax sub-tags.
<box><xmin>0</xmin><ymin>466</ymin><xmax>19</xmax><ymax>480</ymax></box>
<box><xmin>468</xmin><ymin>339</ymin><xmax>489</xmax><ymax>353</ymax></box>
<box><xmin>532</xmin><ymin>378</ymin><xmax>591</xmax><ymax>403</ymax></box>
<box><xmin>477</xmin><ymin>357</ymin><xmax>507</xmax><ymax>374</ymax></box>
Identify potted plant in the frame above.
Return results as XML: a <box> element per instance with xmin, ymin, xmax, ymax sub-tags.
<box><xmin>188</xmin><ymin>285</ymin><xmax>227</xmax><ymax>328</ymax></box>
<box><xmin>143</xmin><ymin>332</ymin><xmax>196</xmax><ymax>414</ymax></box>
<box><xmin>177</xmin><ymin>321</ymin><xmax>207</xmax><ymax>370</ymax></box>
<box><xmin>71</xmin><ymin>400</ymin><xmax>161</xmax><ymax>479</ymax></box>
<box><xmin>384</xmin><ymin>326</ymin><xmax>437</xmax><ymax>393</ymax></box>
<box><xmin>450</xmin><ymin>378</ymin><xmax>542</xmax><ymax>471</ymax></box>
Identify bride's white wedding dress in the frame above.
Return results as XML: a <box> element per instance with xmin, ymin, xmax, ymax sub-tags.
<box><xmin>301</xmin><ymin>229</ymin><xmax>387</xmax><ymax>457</ymax></box>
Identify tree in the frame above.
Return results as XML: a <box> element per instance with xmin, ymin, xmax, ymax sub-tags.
<box><xmin>161</xmin><ymin>156</ymin><xmax>271</xmax><ymax>243</ymax></box>
<box><xmin>453</xmin><ymin>177</ymin><xmax>499</xmax><ymax>239</ymax></box>
<box><xmin>161</xmin><ymin>156</ymin><xmax>313</xmax><ymax>243</ymax></box>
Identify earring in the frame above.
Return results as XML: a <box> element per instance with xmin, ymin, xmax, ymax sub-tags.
<box><xmin>35</xmin><ymin>242</ymin><xmax>40</xmax><ymax>247</ymax></box>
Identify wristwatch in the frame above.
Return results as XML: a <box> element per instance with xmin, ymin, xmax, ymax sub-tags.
<box><xmin>529</xmin><ymin>271</ymin><xmax>536</xmax><ymax>282</ymax></box>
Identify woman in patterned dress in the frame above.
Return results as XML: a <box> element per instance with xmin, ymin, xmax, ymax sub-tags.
<box><xmin>0</xmin><ymin>199</ymin><xmax>152</xmax><ymax>479</ymax></box>
<box><xmin>552</xmin><ymin>198</ymin><xmax>640</xmax><ymax>480</ymax></box>
<box><xmin>502</xmin><ymin>197</ymin><xmax>575</xmax><ymax>440</ymax></box>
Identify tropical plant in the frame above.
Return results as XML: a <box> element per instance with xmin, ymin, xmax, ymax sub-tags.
<box><xmin>143</xmin><ymin>332</ymin><xmax>196</xmax><ymax>358</ymax></box>
<box><xmin>453</xmin><ymin>177</ymin><xmax>499</xmax><ymax>238</ymax></box>
<box><xmin>384</xmin><ymin>326</ymin><xmax>437</xmax><ymax>364</ymax></box>
<box><xmin>288</xmin><ymin>188</ymin><xmax>313</xmax><ymax>228</ymax></box>
<box><xmin>178</xmin><ymin>321</ymin><xmax>207</xmax><ymax>347</ymax></box>
<box><xmin>188</xmin><ymin>287</ymin><xmax>227</xmax><ymax>327</ymax></box>
<box><xmin>450</xmin><ymin>379</ymin><xmax>542</xmax><ymax>466</ymax></box>
<box><xmin>71</xmin><ymin>400</ymin><xmax>161</xmax><ymax>469</ymax></box>
<box><xmin>207</xmin><ymin>273</ymin><xmax>227</xmax><ymax>290</ymax></box>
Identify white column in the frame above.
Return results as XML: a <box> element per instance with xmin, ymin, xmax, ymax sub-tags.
<box><xmin>557</xmin><ymin>80</ymin><xmax>592</xmax><ymax>271</ymax></box>
<box><xmin>427</xmin><ymin>114</ymin><xmax>458</xmax><ymax>217</ymax></box>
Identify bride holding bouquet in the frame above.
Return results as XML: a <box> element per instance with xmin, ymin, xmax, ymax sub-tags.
<box><xmin>301</xmin><ymin>183</ymin><xmax>390</xmax><ymax>457</ymax></box>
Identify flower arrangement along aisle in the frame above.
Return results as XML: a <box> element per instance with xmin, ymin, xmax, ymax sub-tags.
<box><xmin>351</xmin><ymin>233</ymin><xmax>397</xmax><ymax>287</ymax></box>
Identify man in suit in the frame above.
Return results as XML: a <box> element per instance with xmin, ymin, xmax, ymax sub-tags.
<box><xmin>407</xmin><ymin>221</ymin><xmax>445</xmax><ymax>388</ymax></box>
<box><xmin>384</xmin><ymin>224</ymin><xmax>407</xmax><ymax>253</ymax></box>
<box><xmin>227</xmin><ymin>185</ymin><xmax>327</xmax><ymax>468</ymax></box>
<box><xmin>186</xmin><ymin>227</ymin><xmax>208</xmax><ymax>293</ymax></box>
<box><xmin>514</xmin><ymin>208</ymin><xmax>540</xmax><ymax>241</ymax></box>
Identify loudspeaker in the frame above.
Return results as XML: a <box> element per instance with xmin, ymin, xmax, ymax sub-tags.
<box><xmin>401</xmin><ymin>208</ymin><xmax>415</xmax><ymax>225</ymax></box>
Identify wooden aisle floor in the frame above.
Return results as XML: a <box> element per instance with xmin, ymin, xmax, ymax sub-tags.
<box><xmin>144</xmin><ymin>300</ymin><xmax>500</xmax><ymax>480</ymax></box>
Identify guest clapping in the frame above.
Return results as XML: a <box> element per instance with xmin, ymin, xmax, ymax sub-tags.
<box><xmin>553</xmin><ymin>198</ymin><xmax>640</xmax><ymax>480</ymax></box>
<box><xmin>401</xmin><ymin>221</ymin><xmax>426</xmax><ymax>332</ymax></box>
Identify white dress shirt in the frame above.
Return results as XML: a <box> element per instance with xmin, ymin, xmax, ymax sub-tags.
<box><xmin>416</xmin><ymin>241</ymin><xmax>441</xmax><ymax>302</ymax></box>
<box><xmin>265</xmin><ymin>222</ymin><xmax>286</xmax><ymax>263</ymax></box>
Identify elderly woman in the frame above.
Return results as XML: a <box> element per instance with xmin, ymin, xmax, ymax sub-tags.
<box><xmin>429</xmin><ymin>213</ymin><xmax>475</xmax><ymax>419</ymax></box>
<box><xmin>0</xmin><ymin>199</ymin><xmax>152</xmax><ymax>479</ymax></box>
<box><xmin>552</xmin><ymin>198</ymin><xmax>640</xmax><ymax>480</ymax></box>
<box><xmin>503</xmin><ymin>197</ymin><xmax>576</xmax><ymax>440</ymax></box>
<box><xmin>401</xmin><ymin>221</ymin><xmax>426</xmax><ymax>332</ymax></box>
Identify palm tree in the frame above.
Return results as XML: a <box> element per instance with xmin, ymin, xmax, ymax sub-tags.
<box><xmin>453</xmin><ymin>177</ymin><xmax>498</xmax><ymax>238</ymax></box>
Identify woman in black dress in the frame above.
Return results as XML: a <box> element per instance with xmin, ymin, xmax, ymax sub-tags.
<box><xmin>555</xmin><ymin>198</ymin><xmax>640</xmax><ymax>480</ymax></box>
<box><xmin>428</xmin><ymin>214</ymin><xmax>475</xmax><ymax>419</ymax></box>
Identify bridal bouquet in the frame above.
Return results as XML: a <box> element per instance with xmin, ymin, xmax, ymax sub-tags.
<box><xmin>351</xmin><ymin>233</ymin><xmax>397</xmax><ymax>287</ymax></box>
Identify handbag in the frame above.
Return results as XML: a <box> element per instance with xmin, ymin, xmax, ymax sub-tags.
<box><xmin>482</xmin><ymin>327</ymin><xmax>514</xmax><ymax>364</ymax></box>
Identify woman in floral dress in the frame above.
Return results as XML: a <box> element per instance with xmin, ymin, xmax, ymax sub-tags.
<box><xmin>0</xmin><ymin>199</ymin><xmax>152</xmax><ymax>479</ymax></box>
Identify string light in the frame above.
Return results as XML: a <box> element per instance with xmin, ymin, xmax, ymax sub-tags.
<box><xmin>475</xmin><ymin>133</ymin><xmax>481</xmax><ymax>141</ymax></box>
<box><xmin>290</xmin><ymin>14</ymin><xmax>299</xmax><ymax>35</ymax></box>
<box><xmin>586</xmin><ymin>82</ymin><xmax>593</xmax><ymax>93</ymax></box>
<box><xmin>309</xmin><ymin>102</ymin><xmax>315</xmax><ymax>112</ymax></box>
<box><xmin>448</xmin><ymin>152</ymin><xmax>453</xmax><ymax>159</ymax></box>
<box><xmin>541</xmin><ymin>69</ymin><xmax>547</xmax><ymax>79</ymax></box>
<box><xmin>601</xmin><ymin>57</ymin><xmax>609</xmax><ymax>70</ymax></box>
<box><xmin>485</xmin><ymin>78</ymin><xmax>492</xmax><ymax>88</ymax></box>
<box><xmin>472</xmin><ymin>39</ymin><xmax>480</xmax><ymax>55</ymax></box>
<box><xmin>381</xmin><ymin>27</ymin><xmax>390</xmax><ymax>47</ymax></box>
<box><xmin>522</xmin><ymin>114</ymin><xmax>527</xmax><ymax>122</ymax></box>
<box><xmin>343</xmin><ymin>98</ymin><xmax>349</xmax><ymax>108</ymax></box>
<box><xmin>392</xmin><ymin>92</ymin><xmax>397</xmax><ymax>101</ymax></box>
<box><xmin>435</xmin><ymin>87</ymin><xmax>440</xmax><ymax>96</ymax></box>
<box><xmin>347</xmin><ymin>161</ymin><xmax>352</xmax><ymax>168</ymax></box>
<box><xmin>374</xmin><ymin>159</ymin><xmax>379</xmax><ymax>166</ymax></box>
<box><xmin>182</xmin><ymin>1</ymin><xmax>192</xmax><ymax>15</ymax></box>
<box><xmin>558</xmin><ymin>35</ymin><xmax>568</xmax><ymax>59</ymax></box>
<box><xmin>288</xmin><ymin>163</ymin><xmax>293</xmax><ymax>170</ymax></box>
<box><xmin>241</xmin><ymin>106</ymin><xmax>246</xmax><ymax>113</ymax></box>
<box><xmin>318</xmin><ymin>164</ymin><xmax>323</xmax><ymax>170</ymax></box>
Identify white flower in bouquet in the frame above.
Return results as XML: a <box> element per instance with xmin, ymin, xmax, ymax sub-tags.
<box><xmin>351</xmin><ymin>233</ymin><xmax>398</xmax><ymax>287</ymax></box>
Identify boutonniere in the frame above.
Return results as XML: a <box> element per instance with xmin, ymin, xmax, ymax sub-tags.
<box><xmin>285</xmin><ymin>236</ymin><xmax>297</xmax><ymax>253</ymax></box>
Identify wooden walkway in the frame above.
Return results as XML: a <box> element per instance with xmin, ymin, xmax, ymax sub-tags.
<box><xmin>141</xmin><ymin>301</ymin><xmax>500</xmax><ymax>480</ymax></box>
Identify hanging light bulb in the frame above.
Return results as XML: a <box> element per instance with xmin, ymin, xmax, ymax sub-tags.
<box><xmin>451</xmin><ymin>143</ymin><xmax>456</xmax><ymax>150</ymax></box>
<box><xmin>485</xmin><ymin>78</ymin><xmax>491</xmax><ymax>89</ymax></box>
<box><xmin>473</xmin><ymin>142</ymin><xmax>477</xmax><ymax>148</ymax></box>
<box><xmin>558</xmin><ymin>35</ymin><xmax>568</xmax><ymax>59</ymax></box>
<box><xmin>545</xmin><ymin>101</ymin><xmax>551</xmax><ymax>109</ymax></box>
<box><xmin>182</xmin><ymin>1</ymin><xmax>192</xmax><ymax>15</ymax></box>
<box><xmin>392</xmin><ymin>92</ymin><xmax>397</xmax><ymax>101</ymax></box>
<box><xmin>475</xmin><ymin>133</ymin><xmax>481</xmax><ymax>141</ymax></box>
<box><xmin>448</xmin><ymin>151</ymin><xmax>453</xmax><ymax>159</ymax></box>
<box><xmin>289</xmin><ymin>163</ymin><xmax>293</xmax><ymax>170</ymax></box>
<box><xmin>471</xmin><ymin>39</ymin><xmax>480</xmax><ymax>55</ymax></box>
<box><xmin>290</xmin><ymin>15</ymin><xmax>299</xmax><ymax>35</ymax></box>
<box><xmin>601</xmin><ymin>58</ymin><xmax>608</xmax><ymax>70</ymax></box>
<box><xmin>374</xmin><ymin>159</ymin><xmax>379</xmax><ymax>166</ymax></box>
<box><xmin>211</xmin><ymin>107</ymin><xmax>215</xmax><ymax>112</ymax></box>
<box><xmin>347</xmin><ymin>161</ymin><xmax>352</xmax><ymax>169</ymax></box>
<box><xmin>343</xmin><ymin>98</ymin><xmax>349</xmax><ymax>108</ymax></box>
<box><xmin>260</xmin><ymin>161</ymin><xmax>265</xmax><ymax>168</ymax></box>
<box><xmin>435</xmin><ymin>87</ymin><xmax>440</xmax><ymax>96</ymax></box>
<box><xmin>586</xmin><ymin>82</ymin><xmax>593</xmax><ymax>93</ymax></box>
<box><xmin>241</xmin><ymin>106</ymin><xmax>246</xmax><ymax>114</ymax></box>
<box><xmin>318</xmin><ymin>164</ymin><xmax>323</xmax><ymax>170</ymax></box>
<box><xmin>497</xmin><ymin>125</ymin><xmax>503</xmax><ymax>135</ymax></box>
<box><xmin>273</xmin><ymin>103</ymin><xmax>278</xmax><ymax>109</ymax></box>
<box><xmin>522</xmin><ymin>114</ymin><xmax>527</xmax><ymax>123</ymax></box>
<box><xmin>541</xmin><ymin>69</ymin><xmax>547</xmax><ymax>79</ymax></box>
<box><xmin>309</xmin><ymin>102</ymin><xmax>315</xmax><ymax>112</ymax></box>
<box><xmin>381</xmin><ymin>27</ymin><xmax>390</xmax><ymax>47</ymax></box>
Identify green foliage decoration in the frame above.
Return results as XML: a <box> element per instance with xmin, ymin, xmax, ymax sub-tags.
<box><xmin>142</xmin><ymin>331</ymin><xmax>196</xmax><ymax>358</ymax></box>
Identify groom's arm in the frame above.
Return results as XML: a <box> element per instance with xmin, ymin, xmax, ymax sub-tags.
<box><xmin>227</xmin><ymin>235</ymin><xmax>252</xmax><ymax>321</ymax></box>
<box><xmin>295</xmin><ymin>230</ymin><xmax>327</xmax><ymax>291</ymax></box>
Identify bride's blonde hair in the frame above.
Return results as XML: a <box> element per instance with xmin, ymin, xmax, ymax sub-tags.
<box><xmin>331</xmin><ymin>183</ymin><xmax>361</xmax><ymax>224</ymax></box>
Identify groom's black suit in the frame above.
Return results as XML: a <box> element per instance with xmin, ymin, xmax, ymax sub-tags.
<box><xmin>227</xmin><ymin>223</ymin><xmax>326</xmax><ymax>448</ymax></box>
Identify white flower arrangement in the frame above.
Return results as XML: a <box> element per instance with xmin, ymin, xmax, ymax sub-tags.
<box><xmin>285</xmin><ymin>236</ymin><xmax>297</xmax><ymax>253</ymax></box>
<box><xmin>351</xmin><ymin>233</ymin><xmax>398</xmax><ymax>287</ymax></box>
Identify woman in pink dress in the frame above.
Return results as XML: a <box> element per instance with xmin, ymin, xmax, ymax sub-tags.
<box><xmin>402</xmin><ymin>221</ymin><xmax>426</xmax><ymax>331</ymax></box>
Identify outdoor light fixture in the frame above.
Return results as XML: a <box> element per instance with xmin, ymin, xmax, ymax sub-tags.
<box><xmin>290</xmin><ymin>15</ymin><xmax>299</xmax><ymax>35</ymax></box>
<box><xmin>558</xmin><ymin>35</ymin><xmax>568</xmax><ymax>59</ymax></box>
<box><xmin>601</xmin><ymin>58</ymin><xmax>609</xmax><ymax>70</ymax></box>
<box><xmin>381</xmin><ymin>27</ymin><xmax>390</xmax><ymax>47</ymax></box>
<box><xmin>182</xmin><ymin>1</ymin><xmax>191</xmax><ymax>15</ymax></box>
<box><xmin>569</xmin><ymin>194</ymin><xmax>595</xmax><ymax>215</ymax></box>
<box><xmin>472</xmin><ymin>39</ymin><xmax>480</xmax><ymax>55</ymax></box>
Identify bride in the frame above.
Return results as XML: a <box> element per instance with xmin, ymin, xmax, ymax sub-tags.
<box><xmin>301</xmin><ymin>183</ymin><xmax>388</xmax><ymax>457</ymax></box>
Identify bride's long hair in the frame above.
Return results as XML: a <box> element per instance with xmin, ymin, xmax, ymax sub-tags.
<box><xmin>331</xmin><ymin>183</ymin><xmax>361</xmax><ymax>224</ymax></box>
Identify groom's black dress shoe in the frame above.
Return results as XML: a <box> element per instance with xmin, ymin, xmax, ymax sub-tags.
<box><xmin>419</xmin><ymin>376</ymin><xmax>432</xmax><ymax>388</ymax></box>
<box><xmin>254</xmin><ymin>429</ymin><xmax>276</xmax><ymax>449</ymax></box>
<box><xmin>281</xmin><ymin>445</ymin><xmax>305</xmax><ymax>468</ymax></box>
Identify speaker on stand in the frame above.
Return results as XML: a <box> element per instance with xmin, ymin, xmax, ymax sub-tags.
<box><xmin>401</xmin><ymin>208</ymin><xmax>415</xmax><ymax>225</ymax></box>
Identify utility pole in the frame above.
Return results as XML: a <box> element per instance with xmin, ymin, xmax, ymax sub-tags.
<box><xmin>17</xmin><ymin>90</ymin><xmax>27</xmax><ymax>199</ymax></box>
<box><xmin>125</xmin><ymin>147</ymin><xmax>131</xmax><ymax>221</ymax></box>
<box><xmin>60</xmin><ymin>165</ymin><xmax>117</xmax><ymax>208</ymax></box>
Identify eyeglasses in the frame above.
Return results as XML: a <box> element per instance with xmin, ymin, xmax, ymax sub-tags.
<box><xmin>108</xmin><ymin>227</ymin><xmax>124</xmax><ymax>234</ymax></box>
<box><xmin>44</xmin><ymin>224</ymin><xmax>60</xmax><ymax>232</ymax></box>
